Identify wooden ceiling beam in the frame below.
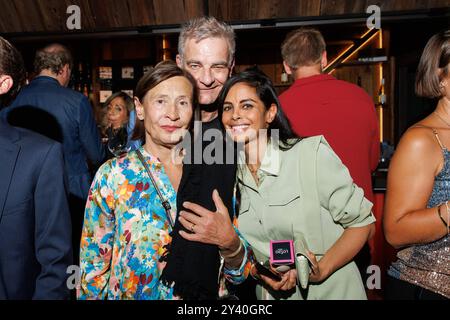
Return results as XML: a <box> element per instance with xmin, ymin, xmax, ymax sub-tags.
<box><xmin>0</xmin><ymin>0</ymin><xmax>448</xmax><ymax>35</ymax></box>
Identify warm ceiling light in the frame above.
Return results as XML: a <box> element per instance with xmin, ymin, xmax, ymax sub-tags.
<box><xmin>342</xmin><ymin>30</ymin><xmax>380</xmax><ymax>63</ymax></box>
<box><xmin>325</xmin><ymin>28</ymin><xmax>381</xmax><ymax>73</ymax></box>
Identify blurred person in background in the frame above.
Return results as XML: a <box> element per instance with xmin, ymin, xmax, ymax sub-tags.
<box><xmin>279</xmin><ymin>27</ymin><xmax>380</xmax><ymax>286</ymax></box>
<box><xmin>4</xmin><ymin>43</ymin><xmax>105</xmax><ymax>264</ymax></box>
<box><xmin>99</xmin><ymin>91</ymin><xmax>136</xmax><ymax>158</ymax></box>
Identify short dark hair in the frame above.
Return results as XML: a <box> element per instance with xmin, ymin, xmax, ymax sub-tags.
<box><xmin>217</xmin><ymin>66</ymin><xmax>300</xmax><ymax>150</ymax></box>
<box><xmin>415</xmin><ymin>30</ymin><xmax>450</xmax><ymax>98</ymax></box>
<box><xmin>34</xmin><ymin>43</ymin><xmax>73</xmax><ymax>74</ymax></box>
<box><xmin>281</xmin><ymin>27</ymin><xmax>326</xmax><ymax>70</ymax></box>
<box><xmin>132</xmin><ymin>60</ymin><xmax>199</xmax><ymax>142</ymax></box>
<box><xmin>0</xmin><ymin>36</ymin><xmax>26</xmax><ymax>108</ymax></box>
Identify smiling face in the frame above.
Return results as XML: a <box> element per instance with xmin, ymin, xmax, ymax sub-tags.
<box><xmin>221</xmin><ymin>82</ymin><xmax>277</xmax><ymax>144</ymax></box>
<box><xmin>177</xmin><ymin>37</ymin><xmax>233</xmax><ymax>105</ymax></box>
<box><xmin>107</xmin><ymin>96</ymin><xmax>129</xmax><ymax>129</ymax></box>
<box><xmin>135</xmin><ymin>76</ymin><xmax>194</xmax><ymax>149</ymax></box>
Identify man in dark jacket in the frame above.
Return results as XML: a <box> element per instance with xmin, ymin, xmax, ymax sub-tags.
<box><xmin>0</xmin><ymin>36</ymin><xmax>72</xmax><ymax>299</ymax></box>
<box><xmin>4</xmin><ymin>43</ymin><xmax>105</xmax><ymax>262</ymax></box>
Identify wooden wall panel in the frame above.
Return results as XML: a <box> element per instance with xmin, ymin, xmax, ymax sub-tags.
<box><xmin>152</xmin><ymin>0</ymin><xmax>204</xmax><ymax>24</ymax></box>
<box><xmin>320</xmin><ymin>0</ymin><xmax>368</xmax><ymax>15</ymax></box>
<box><xmin>0</xmin><ymin>0</ymin><xmax>448</xmax><ymax>34</ymax></box>
<box><xmin>11</xmin><ymin>0</ymin><xmax>46</xmax><ymax>33</ymax></box>
<box><xmin>75</xmin><ymin>0</ymin><xmax>97</xmax><ymax>30</ymax></box>
<box><xmin>210</xmin><ymin>0</ymin><xmax>449</xmax><ymax>21</ymax></box>
<box><xmin>375</xmin><ymin>0</ymin><xmax>450</xmax><ymax>11</ymax></box>
<box><xmin>36</xmin><ymin>0</ymin><xmax>70</xmax><ymax>32</ymax></box>
<box><xmin>334</xmin><ymin>64</ymin><xmax>378</xmax><ymax>102</ymax></box>
<box><xmin>209</xmin><ymin>0</ymin><xmax>321</xmax><ymax>21</ymax></box>
<box><xmin>0</xmin><ymin>0</ymin><xmax>23</xmax><ymax>33</ymax></box>
<box><xmin>127</xmin><ymin>0</ymin><xmax>158</xmax><ymax>27</ymax></box>
<box><xmin>87</xmin><ymin>0</ymin><xmax>132</xmax><ymax>29</ymax></box>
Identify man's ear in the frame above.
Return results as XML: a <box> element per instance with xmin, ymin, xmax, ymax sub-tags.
<box><xmin>321</xmin><ymin>51</ymin><xmax>328</xmax><ymax>70</ymax></box>
<box><xmin>229</xmin><ymin>58</ymin><xmax>235</xmax><ymax>77</ymax></box>
<box><xmin>176</xmin><ymin>54</ymin><xmax>183</xmax><ymax>68</ymax></box>
<box><xmin>58</xmin><ymin>64</ymin><xmax>68</xmax><ymax>75</ymax></box>
<box><xmin>0</xmin><ymin>75</ymin><xmax>13</xmax><ymax>95</ymax></box>
<box><xmin>283</xmin><ymin>61</ymin><xmax>293</xmax><ymax>75</ymax></box>
<box><xmin>134</xmin><ymin>97</ymin><xmax>145</xmax><ymax>120</ymax></box>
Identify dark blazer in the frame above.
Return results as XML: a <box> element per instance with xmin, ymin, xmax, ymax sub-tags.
<box><xmin>6</xmin><ymin>76</ymin><xmax>105</xmax><ymax>200</ymax></box>
<box><xmin>0</xmin><ymin>120</ymin><xmax>73</xmax><ymax>299</ymax></box>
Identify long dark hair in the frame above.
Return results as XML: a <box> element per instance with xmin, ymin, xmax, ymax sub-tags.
<box><xmin>217</xmin><ymin>66</ymin><xmax>301</xmax><ymax>150</ymax></box>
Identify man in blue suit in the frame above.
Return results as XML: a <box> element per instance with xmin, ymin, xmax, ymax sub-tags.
<box><xmin>5</xmin><ymin>43</ymin><xmax>105</xmax><ymax>262</ymax></box>
<box><xmin>0</xmin><ymin>37</ymin><xmax>72</xmax><ymax>299</ymax></box>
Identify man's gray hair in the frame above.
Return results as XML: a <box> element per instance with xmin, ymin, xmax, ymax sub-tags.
<box><xmin>178</xmin><ymin>16</ymin><xmax>235</xmax><ymax>65</ymax></box>
<box><xmin>34</xmin><ymin>43</ymin><xmax>73</xmax><ymax>75</ymax></box>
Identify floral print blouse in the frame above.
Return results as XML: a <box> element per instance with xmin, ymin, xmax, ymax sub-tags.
<box><xmin>78</xmin><ymin>148</ymin><xmax>177</xmax><ymax>300</ymax></box>
<box><xmin>78</xmin><ymin>147</ymin><xmax>252</xmax><ymax>300</ymax></box>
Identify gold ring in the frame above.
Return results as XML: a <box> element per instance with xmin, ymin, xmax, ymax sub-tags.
<box><xmin>190</xmin><ymin>223</ymin><xmax>195</xmax><ymax>233</ymax></box>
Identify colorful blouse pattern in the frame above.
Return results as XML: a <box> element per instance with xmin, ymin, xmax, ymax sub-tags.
<box><xmin>77</xmin><ymin>147</ymin><xmax>252</xmax><ymax>300</ymax></box>
<box><xmin>77</xmin><ymin>148</ymin><xmax>177</xmax><ymax>300</ymax></box>
<box><xmin>223</xmin><ymin>219</ymin><xmax>255</xmax><ymax>286</ymax></box>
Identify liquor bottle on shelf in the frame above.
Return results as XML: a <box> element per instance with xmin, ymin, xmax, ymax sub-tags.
<box><xmin>77</xmin><ymin>62</ymin><xmax>84</xmax><ymax>93</ymax></box>
<box><xmin>83</xmin><ymin>83</ymin><xmax>89</xmax><ymax>97</ymax></box>
<box><xmin>69</xmin><ymin>73</ymin><xmax>77</xmax><ymax>91</ymax></box>
<box><xmin>378</xmin><ymin>78</ymin><xmax>386</xmax><ymax>107</ymax></box>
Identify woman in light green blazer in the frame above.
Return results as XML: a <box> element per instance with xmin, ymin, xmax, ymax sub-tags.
<box><xmin>178</xmin><ymin>68</ymin><xmax>376</xmax><ymax>300</ymax></box>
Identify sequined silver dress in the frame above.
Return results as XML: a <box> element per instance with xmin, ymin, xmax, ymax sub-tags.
<box><xmin>388</xmin><ymin>129</ymin><xmax>449</xmax><ymax>299</ymax></box>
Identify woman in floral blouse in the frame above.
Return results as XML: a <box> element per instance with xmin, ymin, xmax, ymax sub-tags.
<box><xmin>77</xmin><ymin>62</ymin><xmax>196</xmax><ymax>299</ymax></box>
<box><xmin>78</xmin><ymin>61</ymin><xmax>250</xmax><ymax>300</ymax></box>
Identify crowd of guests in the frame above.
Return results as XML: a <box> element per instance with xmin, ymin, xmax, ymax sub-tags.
<box><xmin>0</xmin><ymin>16</ymin><xmax>448</xmax><ymax>300</ymax></box>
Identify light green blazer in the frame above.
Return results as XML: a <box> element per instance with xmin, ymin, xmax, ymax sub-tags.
<box><xmin>237</xmin><ymin>135</ymin><xmax>376</xmax><ymax>300</ymax></box>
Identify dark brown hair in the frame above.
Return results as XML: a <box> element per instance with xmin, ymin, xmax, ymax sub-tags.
<box><xmin>132</xmin><ymin>60</ymin><xmax>199</xmax><ymax>142</ymax></box>
<box><xmin>281</xmin><ymin>27</ymin><xmax>326</xmax><ymax>70</ymax></box>
<box><xmin>415</xmin><ymin>30</ymin><xmax>450</xmax><ymax>98</ymax></box>
<box><xmin>0</xmin><ymin>36</ymin><xmax>26</xmax><ymax>107</ymax></box>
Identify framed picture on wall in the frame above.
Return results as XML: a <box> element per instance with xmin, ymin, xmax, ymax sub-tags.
<box><xmin>99</xmin><ymin>90</ymin><xmax>113</xmax><ymax>103</ymax></box>
<box><xmin>122</xmin><ymin>66</ymin><xmax>134</xmax><ymax>79</ymax></box>
<box><xmin>99</xmin><ymin>66</ymin><xmax>112</xmax><ymax>80</ymax></box>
